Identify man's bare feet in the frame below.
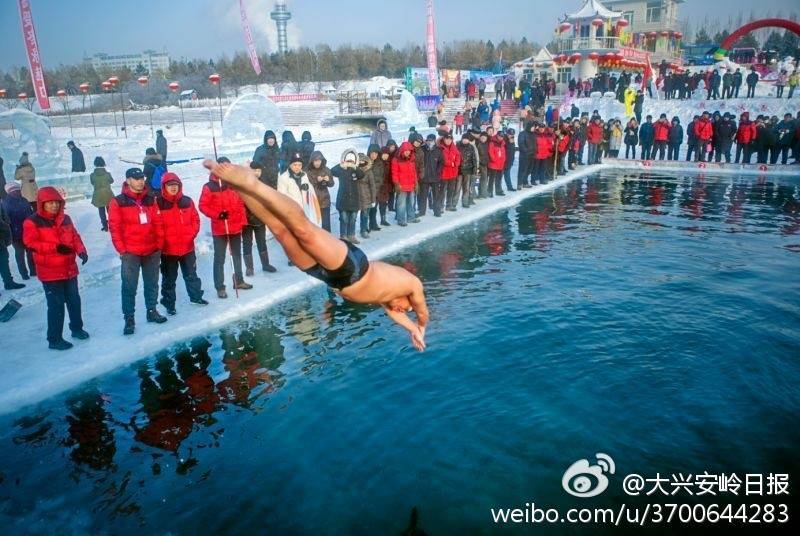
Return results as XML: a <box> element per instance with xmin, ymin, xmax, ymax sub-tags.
<box><xmin>202</xmin><ymin>160</ymin><xmax>258</xmax><ymax>189</ymax></box>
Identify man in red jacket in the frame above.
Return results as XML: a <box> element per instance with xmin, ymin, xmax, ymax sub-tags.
<box><xmin>199</xmin><ymin>157</ymin><xmax>252</xmax><ymax>298</ymax></box>
<box><xmin>487</xmin><ymin>132</ymin><xmax>507</xmax><ymax>197</ymax></box>
<box><xmin>439</xmin><ymin>134</ymin><xmax>462</xmax><ymax>210</ymax></box>
<box><xmin>586</xmin><ymin>117</ymin><xmax>603</xmax><ymax>165</ymax></box>
<box><xmin>390</xmin><ymin>142</ymin><xmax>418</xmax><ymax>226</ymax></box>
<box><xmin>652</xmin><ymin>113</ymin><xmax>670</xmax><ymax>160</ymax></box>
<box><xmin>108</xmin><ymin>167</ymin><xmax>167</xmax><ymax>335</ymax></box>
<box><xmin>23</xmin><ymin>187</ymin><xmax>89</xmax><ymax>350</ymax></box>
<box><xmin>735</xmin><ymin>111</ymin><xmax>757</xmax><ymax>163</ymax></box>
<box><xmin>694</xmin><ymin>112</ymin><xmax>714</xmax><ymax>162</ymax></box>
<box><xmin>157</xmin><ymin>173</ymin><xmax>208</xmax><ymax>315</ymax></box>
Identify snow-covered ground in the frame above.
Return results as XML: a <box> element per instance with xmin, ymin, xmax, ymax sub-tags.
<box><xmin>1</xmin><ymin>94</ymin><xmax>798</xmax><ymax>416</ymax></box>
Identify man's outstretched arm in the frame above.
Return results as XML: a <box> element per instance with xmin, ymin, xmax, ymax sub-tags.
<box><xmin>408</xmin><ymin>278</ymin><xmax>429</xmax><ymax>331</ymax></box>
<box><xmin>383</xmin><ymin>306</ymin><xmax>426</xmax><ymax>351</ymax></box>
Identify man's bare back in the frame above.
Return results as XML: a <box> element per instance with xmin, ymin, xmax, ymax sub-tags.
<box><xmin>203</xmin><ymin>159</ymin><xmax>430</xmax><ymax>350</ymax></box>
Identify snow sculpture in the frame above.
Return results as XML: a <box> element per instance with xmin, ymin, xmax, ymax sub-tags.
<box><xmin>0</xmin><ymin>108</ymin><xmax>62</xmax><ymax>178</ymax></box>
<box><xmin>221</xmin><ymin>93</ymin><xmax>285</xmax><ymax>148</ymax></box>
<box><xmin>383</xmin><ymin>90</ymin><xmax>426</xmax><ymax>131</ymax></box>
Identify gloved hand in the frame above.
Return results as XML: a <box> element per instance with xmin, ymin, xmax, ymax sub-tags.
<box><xmin>219</xmin><ymin>211</ymin><xmax>229</xmax><ymax>220</ymax></box>
<box><xmin>79</xmin><ymin>252</ymin><xmax>88</xmax><ymax>265</ymax></box>
<box><xmin>56</xmin><ymin>244</ymin><xmax>74</xmax><ymax>255</ymax></box>
<box><xmin>394</xmin><ymin>184</ymin><xmax>402</xmax><ymax>194</ymax></box>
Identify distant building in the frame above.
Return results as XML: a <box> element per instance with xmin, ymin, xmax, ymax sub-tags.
<box><xmin>549</xmin><ymin>0</ymin><xmax>684</xmax><ymax>84</ymax></box>
<box><xmin>85</xmin><ymin>50</ymin><xmax>170</xmax><ymax>73</ymax></box>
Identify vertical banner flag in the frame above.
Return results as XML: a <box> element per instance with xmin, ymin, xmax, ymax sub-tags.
<box><xmin>426</xmin><ymin>0</ymin><xmax>439</xmax><ymax>96</ymax></box>
<box><xmin>239</xmin><ymin>0</ymin><xmax>262</xmax><ymax>75</ymax></box>
<box><xmin>642</xmin><ymin>53</ymin><xmax>652</xmax><ymax>91</ymax></box>
<box><xmin>18</xmin><ymin>0</ymin><xmax>50</xmax><ymax>110</ymax></box>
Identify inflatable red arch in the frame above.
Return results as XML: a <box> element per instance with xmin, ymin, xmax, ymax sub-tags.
<box><xmin>714</xmin><ymin>18</ymin><xmax>800</xmax><ymax>59</ymax></box>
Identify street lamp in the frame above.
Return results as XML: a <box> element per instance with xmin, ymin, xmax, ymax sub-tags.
<box><xmin>56</xmin><ymin>89</ymin><xmax>74</xmax><ymax>138</ymax></box>
<box><xmin>208</xmin><ymin>73</ymin><xmax>223</xmax><ymax>125</ymax></box>
<box><xmin>108</xmin><ymin>76</ymin><xmax>127</xmax><ymax>138</ymax></box>
<box><xmin>101</xmin><ymin>80</ymin><xmax>119</xmax><ymax>137</ymax></box>
<box><xmin>138</xmin><ymin>75</ymin><xmax>154</xmax><ymax>136</ymax></box>
<box><xmin>169</xmin><ymin>81</ymin><xmax>186</xmax><ymax>136</ymax></box>
<box><xmin>79</xmin><ymin>82</ymin><xmax>97</xmax><ymax>137</ymax></box>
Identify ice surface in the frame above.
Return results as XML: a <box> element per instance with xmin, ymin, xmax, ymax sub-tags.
<box><xmin>0</xmin><ymin>109</ymin><xmax>63</xmax><ymax>177</ymax></box>
<box><xmin>221</xmin><ymin>93</ymin><xmax>285</xmax><ymax>149</ymax></box>
<box><xmin>383</xmin><ymin>90</ymin><xmax>427</xmax><ymax>132</ymax></box>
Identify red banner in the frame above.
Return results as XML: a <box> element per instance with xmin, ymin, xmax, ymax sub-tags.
<box><xmin>426</xmin><ymin>0</ymin><xmax>439</xmax><ymax>96</ymax></box>
<box><xmin>18</xmin><ymin>0</ymin><xmax>50</xmax><ymax>110</ymax></box>
<box><xmin>269</xmin><ymin>93</ymin><xmax>321</xmax><ymax>102</ymax></box>
<box><xmin>239</xmin><ymin>0</ymin><xmax>262</xmax><ymax>75</ymax></box>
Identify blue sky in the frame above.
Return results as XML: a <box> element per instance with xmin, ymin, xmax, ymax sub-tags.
<box><xmin>0</xmin><ymin>0</ymin><xmax>797</xmax><ymax>70</ymax></box>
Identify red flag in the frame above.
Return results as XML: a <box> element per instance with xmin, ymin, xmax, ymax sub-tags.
<box><xmin>17</xmin><ymin>0</ymin><xmax>50</xmax><ymax>110</ymax></box>
<box><xmin>239</xmin><ymin>0</ymin><xmax>261</xmax><ymax>75</ymax></box>
<box><xmin>641</xmin><ymin>54</ymin><xmax>652</xmax><ymax>91</ymax></box>
<box><xmin>426</xmin><ymin>0</ymin><xmax>439</xmax><ymax>95</ymax></box>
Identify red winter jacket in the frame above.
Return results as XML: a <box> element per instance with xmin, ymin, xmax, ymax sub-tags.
<box><xmin>23</xmin><ymin>187</ymin><xmax>87</xmax><ymax>283</ymax></box>
<box><xmin>694</xmin><ymin>118</ymin><xmax>713</xmax><ymax>142</ymax></box>
<box><xmin>653</xmin><ymin>120</ymin><xmax>670</xmax><ymax>142</ymax></box>
<box><xmin>736</xmin><ymin>120</ymin><xmax>756</xmax><ymax>144</ymax></box>
<box><xmin>536</xmin><ymin>130</ymin><xmax>555</xmax><ymax>159</ymax></box>
<box><xmin>157</xmin><ymin>175</ymin><xmax>200</xmax><ymax>256</ymax></box>
<box><xmin>390</xmin><ymin>142</ymin><xmax>418</xmax><ymax>192</ymax></box>
<box><xmin>557</xmin><ymin>132</ymin><xmax>571</xmax><ymax>153</ymax></box>
<box><xmin>487</xmin><ymin>135</ymin><xmax>506</xmax><ymax>171</ymax></box>
<box><xmin>108</xmin><ymin>183</ymin><xmax>164</xmax><ymax>256</ymax></box>
<box><xmin>586</xmin><ymin>122</ymin><xmax>604</xmax><ymax>144</ymax></box>
<box><xmin>198</xmin><ymin>176</ymin><xmax>247</xmax><ymax>236</ymax></box>
<box><xmin>439</xmin><ymin>140</ymin><xmax>462</xmax><ymax>180</ymax></box>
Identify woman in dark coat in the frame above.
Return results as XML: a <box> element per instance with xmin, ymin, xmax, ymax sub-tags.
<box><xmin>280</xmin><ymin>131</ymin><xmax>298</xmax><ymax>173</ymax></box>
<box><xmin>332</xmin><ymin>149</ymin><xmax>365</xmax><ymax>243</ymax></box>
<box><xmin>306</xmin><ymin>150</ymin><xmax>334</xmax><ymax>232</ymax></box>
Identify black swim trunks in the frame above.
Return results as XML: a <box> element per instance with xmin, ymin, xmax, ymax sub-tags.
<box><xmin>302</xmin><ymin>240</ymin><xmax>370</xmax><ymax>290</ymax></box>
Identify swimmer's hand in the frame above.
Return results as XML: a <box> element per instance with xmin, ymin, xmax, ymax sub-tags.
<box><xmin>409</xmin><ymin>324</ymin><xmax>426</xmax><ymax>352</ymax></box>
<box><xmin>203</xmin><ymin>159</ymin><xmax>258</xmax><ymax>189</ymax></box>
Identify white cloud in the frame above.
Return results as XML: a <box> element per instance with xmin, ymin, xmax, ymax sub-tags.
<box><xmin>216</xmin><ymin>0</ymin><xmax>302</xmax><ymax>55</ymax></box>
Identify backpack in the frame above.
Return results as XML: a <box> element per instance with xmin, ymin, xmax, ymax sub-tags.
<box><xmin>150</xmin><ymin>164</ymin><xmax>166</xmax><ymax>190</ymax></box>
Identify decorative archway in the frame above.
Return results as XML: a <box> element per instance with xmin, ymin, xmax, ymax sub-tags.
<box><xmin>714</xmin><ymin>18</ymin><xmax>800</xmax><ymax>60</ymax></box>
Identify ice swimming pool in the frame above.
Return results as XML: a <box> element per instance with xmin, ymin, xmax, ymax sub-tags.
<box><xmin>1</xmin><ymin>170</ymin><xmax>798</xmax><ymax>533</ymax></box>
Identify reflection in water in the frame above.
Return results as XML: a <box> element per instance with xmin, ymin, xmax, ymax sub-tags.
<box><xmin>0</xmin><ymin>171</ymin><xmax>798</xmax><ymax>533</ymax></box>
<box><xmin>64</xmin><ymin>388</ymin><xmax>116</xmax><ymax>471</ymax></box>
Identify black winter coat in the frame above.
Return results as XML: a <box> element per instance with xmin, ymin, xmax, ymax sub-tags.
<box><xmin>668</xmin><ymin>124</ymin><xmax>683</xmax><ymax>145</ymax></box>
<box><xmin>639</xmin><ymin>123</ymin><xmax>654</xmax><ymax>145</ymax></box>
<box><xmin>251</xmin><ymin>143</ymin><xmax>280</xmax><ymax>188</ymax></box>
<box><xmin>71</xmin><ymin>147</ymin><xmax>86</xmax><ymax>173</ymax></box>
<box><xmin>421</xmin><ymin>145</ymin><xmax>444</xmax><ymax>183</ymax></box>
<box><xmin>624</xmin><ymin>126</ymin><xmax>639</xmax><ymax>145</ymax></box>
<box><xmin>476</xmin><ymin>141</ymin><xmax>489</xmax><ymax>168</ymax></box>
<box><xmin>332</xmin><ymin>163</ymin><xmax>365</xmax><ymax>212</ymax></box>
<box><xmin>458</xmin><ymin>143</ymin><xmax>477</xmax><ymax>174</ymax></box>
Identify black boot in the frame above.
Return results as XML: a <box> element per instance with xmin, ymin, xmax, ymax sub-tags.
<box><xmin>146</xmin><ymin>309</ymin><xmax>167</xmax><ymax>324</ymax></box>
<box><xmin>259</xmin><ymin>251</ymin><xmax>277</xmax><ymax>273</ymax></box>
<box><xmin>380</xmin><ymin>218</ymin><xmax>391</xmax><ymax>226</ymax></box>
<box><xmin>71</xmin><ymin>329</ymin><xmax>90</xmax><ymax>340</ymax></box>
<box><xmin>243</xmin><ymin>254</ymin><xmax>254</xmax><ymax>277</ymax></box>
<box><xmin>123</xmin><ymin>315</ymin><xmax>135</xmax><ymax>335</ymax></box>
<box><xmin>4</xmin><ymin>281</ymin><xmax>25</xmax><ymax>290</ymax></box>
<box><xmin>49</xmin><ymin>339</ymin><xmax>73</xmax><ymax>351</ymax></box>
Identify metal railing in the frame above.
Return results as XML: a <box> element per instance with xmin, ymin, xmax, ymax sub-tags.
<box><xmin>555</xmin><ymin>36</ymin><xmax>622</xmax><ymax>53</ymax></box>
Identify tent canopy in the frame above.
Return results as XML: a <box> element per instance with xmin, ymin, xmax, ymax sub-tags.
<box><xmin>565</xmin><ymin>0</ymin><xmax>622</xmax><ymax>21</ymax></box>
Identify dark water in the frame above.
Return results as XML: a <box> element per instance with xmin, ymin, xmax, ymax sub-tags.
<box><xmin>1</xmin><ymin>171</ymin><xmax>799</xmax><ymax>534</ymax></box>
